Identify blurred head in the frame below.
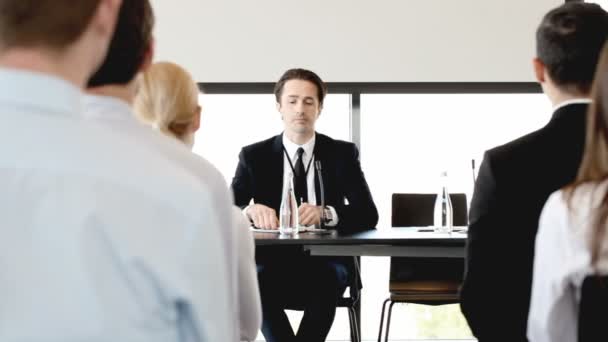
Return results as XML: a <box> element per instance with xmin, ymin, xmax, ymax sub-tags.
<box><xmin>0</xmin><ymin>0</ymin><xmax>122</xmax><ymax>84</ymax></box>
<box><xmin>534</xmin><ymin>2</ymin><xmax>608</xmax><ymax>96</ymax></box>
<box><xmin>274</xmin><ymin>68</ymin><xmax>327</xmax><ymax>141</ymax></box>
<box><xmin>134</xmin><ymin>61</ymin><xmax>201</xmax><ymax>148</ymax></box>
<box><xmin>88</xmin><ymin>0</ymin><xmax>154</xmax><ymax>87</ymax></box>
<box><xmin>567</xmin><ymin>44</ymin><xmax>608</xmax><ymax>267</ymax></box>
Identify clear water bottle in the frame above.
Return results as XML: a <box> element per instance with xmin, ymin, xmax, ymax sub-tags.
<box><xmin>433</xmin><ymin>171</ymin><xmax>453</xmax><ymax>233</ymax></box>
<box><xmin>279</xmin><ymin>173</ymin><xmax>299</xmax><ymax>235</ymax></box>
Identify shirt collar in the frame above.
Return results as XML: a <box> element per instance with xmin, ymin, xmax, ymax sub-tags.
<box><xmin>82</xmin><ymin>94</ymin><xmax>137</xmax><ymax>123</ymax></box>
<box><xmin>282</xmin><ymin>133</ymin><xmax>316</xmax><ymax>160</ymax></box>
<box><xmin>0</xmin><ymin>67</ymin><xmax>82</xmax><ymax>117</ymax></box>
<box><xmin>552</xmin><ymin>98</ymin><xmax>591</xmax><ymax>113</ymax></box>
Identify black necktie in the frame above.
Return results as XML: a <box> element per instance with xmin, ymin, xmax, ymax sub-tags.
<box><xmin>294</xmin><ymin>147</ymin><xmax>308</xmax><ymax>205</ymax></box>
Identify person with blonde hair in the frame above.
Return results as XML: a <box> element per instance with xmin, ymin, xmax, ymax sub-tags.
<box><xmin>134</xmin><ymin>61</ymin><xmax>201</xmax><ymax>147</ymax></box>
<box><xmin>133</xmin><ymin>61</ymin><xmax>262</xmax><ymax>341</ymax></box>
<box><xmin>528</xmin><ymin>43</ymin><xmax>608</xmax><ymax>342</ymax></box>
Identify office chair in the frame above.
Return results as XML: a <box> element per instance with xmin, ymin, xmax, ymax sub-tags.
<box><xmin>377</xmin><ymin>193</ymin><xmax>467</xmax><ymax>342</ymax></box>
<box><xmin>578</xmin><ymin>275</ymin><xmax>608</xmax><ymax>342</ymax></box>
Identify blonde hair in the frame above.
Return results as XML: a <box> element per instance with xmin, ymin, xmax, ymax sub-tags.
<box><xmin>134</xmin><ymin>61</ymin><xmax>200</xmax><ymax>145</ymax></box>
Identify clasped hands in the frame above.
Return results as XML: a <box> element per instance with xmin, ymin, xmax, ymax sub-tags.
<box><xmin>247</xmin><ymin>203</ymin><xmax>321</xmax><ymax>229</ymax></box>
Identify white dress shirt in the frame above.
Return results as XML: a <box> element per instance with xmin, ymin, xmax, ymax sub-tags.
<box><xmin>83</xmin><ymin>94</ymin><xmax>261</xmax><ymax>341</ymax></box>
<box><xmin>281</xmin><ymin>133</ymin><xmax>338</xmax><ymax>226</ymax></box>
<box><xmin>528</xmin><ymin>181</ymin><xmax>608</xmax><ymax>342</ymax></box>
<box><xmin>551</xmin><ymin>98</ymin><xmax>591</xmax><ymax>113</ymax></box>
<box><xmin>0</xmin><ymin>68</ymin><xmax>236</xmax><ymax>342</ymax></box>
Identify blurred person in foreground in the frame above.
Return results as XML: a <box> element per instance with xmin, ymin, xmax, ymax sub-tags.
<box><xmin>81</xmin><ymin>0</ymin><xmax>241</xmax><ymax>340</ymax></box>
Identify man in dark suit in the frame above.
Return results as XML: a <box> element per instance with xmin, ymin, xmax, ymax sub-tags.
<box><xmin>460</xmin><ymin>3</ymin><xmax>608</xmax><ymax>342</ymax></box>
<box><xmin>231</xmin><ymin>68</ymin><xmax>378</xmax><ymax>342</ymax></box>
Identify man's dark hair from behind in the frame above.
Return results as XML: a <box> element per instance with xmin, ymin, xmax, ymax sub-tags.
<box><xmin>536</xmin><ymin>2</ymin><xmax>608</xmax><ymax>94</ymax></box>
<box><xmin>87</xmin><ymin>0</ymin><xmax>154</xmax><ymax>87</ymax></box>
<box><xmin>0</xmin><ymin>0</ymin><xmax>101</xmax><ymax>50</ymax></box>
<box><xmin>273</xmin><ymin>68</ymin><xmax>328</xmax><ymax>106</ymax></box>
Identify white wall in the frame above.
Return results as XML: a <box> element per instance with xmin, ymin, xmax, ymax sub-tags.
<box><xmin>151</xmin><ymin>0</ymin><xmax>562</xmax><ymax>83</ymax></box>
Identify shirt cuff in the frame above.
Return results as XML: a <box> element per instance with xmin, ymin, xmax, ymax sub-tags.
<box><xmin>243</xmin><ymin>205</ymin><xmax>253</xmax><ymax>221</ymax></box>
<box><xmin>325</xmin><ymin>205</ymin><xmax>339</xmax><ymax>226</ymax></box>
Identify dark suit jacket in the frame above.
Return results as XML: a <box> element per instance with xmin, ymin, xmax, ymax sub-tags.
<box><xmin>459</xmin><ymin>103</ymin><xmax>588</xmax><ymax>342</ymax></box>
<box><xmin>231</xmin><ymin>132</ymin><xmax>379</xmax><ymax>233</ymax></box>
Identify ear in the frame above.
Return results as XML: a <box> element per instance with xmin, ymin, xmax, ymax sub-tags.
<box><xmin>317</xmin><ymin>104</ymin><xmax>323</xmax><ymax>117</ymax></box>
<box><xmin>190</xmin><ymin>105</ymin><xmax>201</xmax><ymax>133</ymax></box>
<box><xmin>533</xmin><ymin>58</ymin><xmax>546</xmax><ymax>84</ymax></box>
<box><xmin>140</xmin><ymin>38</ymin><xmax>155</xmax><ymax>72</ymax></box>
<box><xmin>93</xmin><ymin>0</ymin><xmax>123</xmax><ymax>38</ymax></box>
<box><xmin>276</xmin><ymin>102</ymin><xmax>283</xmax><ymax>119</ymax></box>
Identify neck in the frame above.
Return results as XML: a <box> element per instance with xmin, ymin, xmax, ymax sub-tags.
<box><xmin>87</xmin><ymin>82</ymin><xmax>137</xmax><ymax>105</ymax></box>
<box><xmin>551</xmin><ymin>94</ymin><xmax>589</xmax><ymax>107</ymax></box>
<box><xmin>285</xmin><ymin>131</ymin><xmax>314</xmax><ymax>145</ymax></box>
<box><xmin>0</xmin><ymin>48</ymin><xmax>89</xmax><ymax>88</ymax></box>
<box><xmin>544</xmin><ymin>83</ymin><xmax>589</xmax><ymax>108</ymax></box>
<box><xmin>182</xmin><ymin>133</ymin><xmax>195</xmax><ymax>150</ymax></box>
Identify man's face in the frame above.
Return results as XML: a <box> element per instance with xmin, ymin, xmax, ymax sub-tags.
<box><xmin>277</xmin><ymin>79</ymin><xmax>322</xmax><ymax>137</ymax></box>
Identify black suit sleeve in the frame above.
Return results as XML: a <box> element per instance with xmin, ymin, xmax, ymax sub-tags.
<box><xmin>332</xmin><ymin>144</ymin><xmax>379</xmax><ymax>233</ymax></box>
<box><xmin>231</xmin><ymin>148</ymin><xmax>253</xmax><ymax>209</ymax></box>
<box><xmin>460</xmin><ymin>151</ymin><xmax>504</xmax><ymax>339</ymax></box>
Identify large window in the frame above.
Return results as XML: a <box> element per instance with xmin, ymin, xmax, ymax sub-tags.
<box><xmin>360</xmin><ymin>94</ymin><xmax>551</xmax><ymax>230</ymax></box>
<box><xmin>192</xmin><ymin>90</ymin><xmax>551</xmax><ymax>341</ymax></box>
<box><xmin>587</xmin><ymin>0</ymin><xmax>608</xmax><ymax>10</ymax></box>
<box><xmin>359</xmin><ymin>93</ymin><xmax>550</xmax><ymax>340</ymax></box>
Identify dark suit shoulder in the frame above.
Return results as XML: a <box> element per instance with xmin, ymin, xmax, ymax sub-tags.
<box><xmin>486</xmin><ymin>126</ymin><xmax>545</xmax><ymax>166</ymax></box>
<box><xmin>316</xmin><ymin>133</ymin><xmax>358</xmax><ymax>153</ymax></box>
<box><xmin>486</xmin><ymin>104</ymin><xmax>587</xmax><ymax>170</ymax></box>
<box><xmin>239</xmin><ymin>135</ymin><xmax>281</xmax><ymax>164</ymax></box>
<box><xmin>471</xmin><ymin>103</ymin><xmax>587</xmax><ymax>229</ymax></box>
<box><xmin>241</xmin><ymin>135</ymin><xmax>279</xmax><ymax>154</ymax></box>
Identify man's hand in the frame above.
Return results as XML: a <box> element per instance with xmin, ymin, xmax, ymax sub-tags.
<box><xmin>298</xmin><ymin>203</ymin><xmax>322</xmax><ymax>226</ymax></box>
<box><xmin>247</xmin><ymin>204</ymin><xmax>279</xmax><ymax>229</ymax></box>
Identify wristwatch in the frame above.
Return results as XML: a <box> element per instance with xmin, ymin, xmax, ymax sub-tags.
<box><xmin>323</xmin><ymin>207</ymin><xmax>333</xmax><ymax>224</ymax></box>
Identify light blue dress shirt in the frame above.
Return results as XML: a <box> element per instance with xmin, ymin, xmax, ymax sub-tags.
<box><xmin>83</xmin><ymin>94</ymin><xmax>262</xmax><ymax>341</ymax></box>
<box><xmin>0</xmin><ymin>69</ymin><xmax>238</xmax><ymax>341</ymax></box>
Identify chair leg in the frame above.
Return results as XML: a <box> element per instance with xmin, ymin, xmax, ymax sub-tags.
<box><xmin>377</xmin><ymin>298</ymin><xmax>390</xmax><ymax>342</ymax></box>
<box><xmin>347</xmin><ymin>306</ymin><xmax>355</xmax><ymax>342</ymax></box>
<box><xmin>348</xmin><ymin>306</ymin><xmax>361</xmax><ymax>342</ymax></box>
<box><xmin>384</xmin><ymin>301</ymin><xmax>396</xmax><ymax>342</ymax></box>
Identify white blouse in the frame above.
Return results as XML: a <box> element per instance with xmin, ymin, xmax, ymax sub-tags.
<box><xmin>528</xmin><ymin>181</ymin><xmax>608</xmax><ymax>342</ymax></box>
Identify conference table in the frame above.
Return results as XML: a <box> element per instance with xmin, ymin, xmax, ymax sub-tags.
<box><xmin>253</xmin><ymin>227</ymin><xmax>467</xmax><ymax>337</ymax></box>
<box><xmin>253</xmin><ymin>226</ymin><xmax>467</xmax><ymax>258</ymax></box>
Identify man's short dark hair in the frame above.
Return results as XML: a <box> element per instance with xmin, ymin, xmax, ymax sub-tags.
<box><xmin>0</xmin><ymin>0</ymin><xmax>101</xmax><ymax>50</ymax></box>
<box><xmin>274</xmin><ymin>68</ymin><xmax>328</xmax><ymax>106</ymax></box>
<box><xmin>87</xmin><ymin>0</ymin><xmax>154</xmax><ymax>87</ymax></box>
<box><xmin>536</xmin><ymin>2</ymin><xmax>608</xmax><ymax>94</ymax></box>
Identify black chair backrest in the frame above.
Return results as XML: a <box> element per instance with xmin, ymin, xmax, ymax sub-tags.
<box><xmin>391</xmin><ymin>193</ymin><xmax>468</xmax><ymax>227</ymax></box>
<box><xmin>578</xmin><ymin>275</ymin><xmax>608</xmax><ymax>342</ymax></box>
